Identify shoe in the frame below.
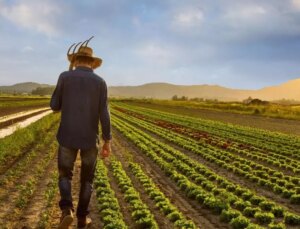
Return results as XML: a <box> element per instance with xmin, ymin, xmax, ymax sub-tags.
<box><xmin>77</xmin><ymin>216</ymin><xmax>92</xmax><ymax>228</ymax></box>
<box><xmin>58</xmin><ymin>208</ymin><xmax>74</xmax><ymax>229</ymax></box>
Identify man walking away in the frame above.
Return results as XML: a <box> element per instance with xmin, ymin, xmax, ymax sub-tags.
<box><xmin>50</xmin><ymin>42</ymin><xmax>112</xmax><ymax>229</ymax></box>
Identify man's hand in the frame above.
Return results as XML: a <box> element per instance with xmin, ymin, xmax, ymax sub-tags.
<box><xmin>100</xmin><ymin>140</ymin><xmax>111</xmax><ymax>158</ymax></box>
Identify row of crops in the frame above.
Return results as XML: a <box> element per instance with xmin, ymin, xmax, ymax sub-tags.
<box><xmin>110</xmin><ymin>105</ymin><xmax>300</xmax><ymax>202</ymax></box>
<box><xmin>0</xmin><ymin>110</ymin><xmax>198</xmax><ymax>228</ymax></box>
<box><xmin>1</xmin><ymin>100</ymin><xmax>299</xmax><ymax>229</ymax></box>
<box><xmin>107</xmin><ymin>102</ymin><xmax>300</xmax><ymax>229</ymax></box>
<box><xmin>95</xmin><ymin>157</ymin><xmax>200</xmax><ymax>228</ymax></box>
<box><xmin>112</xmin><ymin>102</ymin><xmax>300</xmax><ymax>161</ymax></box>
<box><xmin>0</xmin><ymin>113</ymin><xmax>61</xmax><ymax>227</ymax></box>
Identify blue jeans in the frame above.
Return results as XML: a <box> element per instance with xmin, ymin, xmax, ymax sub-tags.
<box><xmin>58</xmin><ymin>143</ymin><xmax>98</xmax><ymax>217</ymax></box>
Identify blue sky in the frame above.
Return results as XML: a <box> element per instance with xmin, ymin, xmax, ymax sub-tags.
<box><xmin>1</xmin><ymin>0</ymin><xmax>300</xmax><ymax>89</ymax></box>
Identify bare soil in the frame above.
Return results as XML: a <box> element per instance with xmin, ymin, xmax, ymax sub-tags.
<box><xmin>0</xmin><ymin>146</ymin><xmax>57</xmax><ymax>227</ymax></box>
<box><xmin>0</xmin><ymin>105</ymin><xmax>49</xmax><ymax>117</ymax></box>
<box><xmin>48</xmin><ymin>154</ymin><xmax>103</xmax><ymax>229</ymax></box>
<box><xmin>0</xmin><ymin>109</ymin><xmax>50</xmax><ymax>129</ymax></box>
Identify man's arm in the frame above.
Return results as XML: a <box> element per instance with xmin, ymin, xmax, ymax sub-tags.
<box><xmin>50</xmin><ymin>74</ymin><xmax>64</xmax><ymax>111</ymax></box>
<box><xmin>99</xmin><ymin>80</ymin><xmax>112</xmax><ymax>142</ymax></box>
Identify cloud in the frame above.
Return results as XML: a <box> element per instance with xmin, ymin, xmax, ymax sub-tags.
<box><xmin>135</xmin><ymin>42</ymin><xmax>175</xmax><ymax>66</ymax></box>
<box><xmin>291</xmin><ymin>0</ymin><xmax>300</xmax><ymax>10</ymax></box>
<box><xmin>1</xmin><ymin>0</ymin><xmax>300</xmax><ymax>90</ymax></box>
<box><xmin>22</xmin><ymin>46</ymin><xmax>34</xmax><ymax>52</ymax></box>
<box><xmin>0</xmin><ymin>0</ymin><xmax>62</xmax><ymax>36</ymax></box>
<box><xmin>224</xmin><ymin>4</ymin><xmax>266</xmax><ymax>21</ymax></box>
<box><xmin>173</xmin><ymin>8</ymin><xmax>204</xmax><ymax>28</ymax></box>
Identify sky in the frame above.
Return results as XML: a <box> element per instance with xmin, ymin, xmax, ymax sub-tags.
<box><xmin>1</xmin><ymin>0</ymin><xmax>300</xmax><ymax>89</ymax></box>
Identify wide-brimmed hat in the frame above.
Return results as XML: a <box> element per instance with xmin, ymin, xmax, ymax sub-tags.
<box><xmin>72</xmin><ymin>46</ymin><xmax>102</xmax><ymax>69</ymax></box>
<box><xmin>67</xmin><ymin>37</ymin><xmax>102</xmax><ymax>70</ymax></box>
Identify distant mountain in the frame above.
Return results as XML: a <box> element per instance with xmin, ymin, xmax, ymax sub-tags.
<box><xmin>109</xmin><ymin>79</ymin><xmax>300</xmax><ymax>101</ymax></box>
<box><xmin>0</xmin><ymin>82</ymin><xmax>51</xmax><ymax>94</ymax></box>
<box><xmin>1</xmin><ymin>78</ymin><xmax>300</xmax><ymax>101</ymax></box>
<box><xmin>254</xmin><ymin>78</ymin><xmax>300</xmax><ymax>101</ymax></box>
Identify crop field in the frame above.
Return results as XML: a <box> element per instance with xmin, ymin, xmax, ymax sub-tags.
<box><xmin>0</xmin><ymin>99</ymin><xmax>299</xmax><ymax>229</ymax></box>
<box><xmin>0</xmin><ymin>96</ymin><xmax>50</xmax><ymax>117</ymax></box>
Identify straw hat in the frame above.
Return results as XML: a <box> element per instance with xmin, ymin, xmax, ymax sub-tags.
<box><xmin>72</xmin><ymin>46</ymin><xmax>102</xmax><ymax>69</ymax></box>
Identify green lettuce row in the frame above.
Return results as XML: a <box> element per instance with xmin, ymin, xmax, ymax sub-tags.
<box><xmin>110</xmin><ymin>159</ymin><xmax>159</xmax><ymax>229</ymax></box>
<box><xmin>114</xmin><ymin>105</ymin><xmax>298</xmax><ymax>173</ymax></box>
<box><xmin>128</xmin><ymin>162</ymin><xmax>197</xmax><ymax>228</ymax></box>
<box><xmin>113</xmin><ymin>102</ymin><xmax>300</xmax><ymax>160</ymax></box>
<box><xmin>112</xmin><ymin>116</ymin><xmax>278</xmax><ymax>228</ymax></box>
<box><xmin>112</xmin><ymin>109</ymin><xmax>299</xmax><ymax>203</ymax></box>
<box><xmin>94</xmin><ymin>159</ymin><xmax>128</xmax><ymax>229</ymax></box>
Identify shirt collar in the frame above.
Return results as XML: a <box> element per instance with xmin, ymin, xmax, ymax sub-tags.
<box><xmin>75</xmin><ymin>66</ymin><xmax>93</xmax><ymax>72</ymax></box>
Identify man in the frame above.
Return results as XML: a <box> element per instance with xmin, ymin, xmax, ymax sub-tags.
<box><xmin>50</xmin><ymin>43</ymin><xmax>112</xmax><ymax>229</ymax></box>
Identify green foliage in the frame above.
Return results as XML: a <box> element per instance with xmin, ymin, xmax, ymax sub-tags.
<box><xmin>0</xmin><ymin>113</ymin><xmax>59</xmax><ymax>165</ymax></box>
<box><xmin>254</xmin><ymin>212</ymin><xmax>274</xmax><ymax>224</ymax></box>
<box><xmin>271</xmin><ymin>206</ymin><xmax>284</xmax><ymax>217</ymax></box>
<box><xmin>290</xmin><ymin>194</ymin><xmax>300</xmax><ymax>204</ymax></box>
<box><xmin>94</xmin><ymin>160</ymin><xmax>127</xmax><ymax>229</ymax></box>
<box><xmin>234</xmin><ymin>200</ymin><xmax>251</xmax><ymax>211</ymax></box>
<box><xmin>111</xmin><ymin>160</ymin><xmax>158</xmax><ymax>229</ymax></box>
<box><xmin>129</xmin><ymin>162</ymin><xmax>196</xmax><ymax>228</ymax></box>
<box><xmin>267</xmin><ymin>222</ymin><xmax>286</xmax><ymax>229</ymax></box>
<box><xmin>243</xmin><ymin>207</ymin><xmax>260</xmax><ymax>217</ymax></box>
<box><xmin>31</xmin><ymin>86</ymin><xmax>55</xmax><ymax>95</ymax></box>
<box><xmin>258</xmin><ymin>201</ymin><xmax>275</xmax><ymax>211</ymax></box>
<box><xmin>284</xmin><ymin>212</ymin><xmax>300</xmax><ymax>225</ymax></box>
<box><xmin>111</xmin><ymin>102</ymin><xmax>300</xmax><ymax>229</ymax></box>
<box><xmin>220</xmin><ymin>209</ymin><xmax>241</xmax><ymax>223</ymax></box>
<box><xmin>230</xmin><ymin>215</ymin><xmax>250</xmax><ymax>229</ymax></box>
<box><xmin>203</xmin><ymin>196</ymin><xmax>229</xmax><ymax>214</ymax></box>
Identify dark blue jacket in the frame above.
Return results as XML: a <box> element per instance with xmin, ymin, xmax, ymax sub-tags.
<box><xmin>50</xmin><ymin>66</ymin><xmax>112</xmax><ymax>149</ymax></box>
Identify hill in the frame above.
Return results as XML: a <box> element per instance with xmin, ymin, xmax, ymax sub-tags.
<box><xmin>1</xmin><ymin>78</ymin><xmax>300</xmax><ymax>101</ymax></box>
<box><xmin>0</xmin><ymin>82</ymin><xmax>51</xmax><ymax>94</ymax></box>
<box><xmin>109</xmin><ymin>78</ymin><xmax>300</xmax><ymax>101</ymax></box>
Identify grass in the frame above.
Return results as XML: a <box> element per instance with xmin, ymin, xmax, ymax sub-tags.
<box><xmin>112</xmin><ymin>98</ymin><xmax>300</xmax><ymax>121</ymax></box>
<box><xmin>0</xmin><ymin>97</ymin><xmax>50</xmax><ymax>109</ymax></box>
<box><xmin>0</xmin><ymin>95</ymin><xmax>50</xmax><ymax>116</ymax></box>
<box><xmin>0</xmin><ymin>113</ymin><xmax>59</xmax><ymax>167</ymax></box>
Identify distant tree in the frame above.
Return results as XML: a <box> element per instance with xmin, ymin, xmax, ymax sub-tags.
<box><xmin>190</xmin><ymin>97</ymin><xmax>204</xmax><ymax>102</ymax></box>
<box><xmin>249</xmin><ymin>99</ymin><xmax>269</xmax><ymax>106</ymax></box>
<box><xmin>181</xmin><ymin>96</ymin><xmax>188</xmax><ymax>101</ymax></box>
<box><xmin>253</xmin><ymin>108</ymin><xmax>260</xmax><ymax>115</ymax></box>
<box><xmin>31</xmin><ymin>87</ymin><xmax>55</xmax><ymax>96</ymax></box>
<box><xmin>243</xmin><ymin>96</ymin><xmax>253</xmax><ymax>104</ymax></box>
<box><xmin>172</xmin><ymin>95</ymin><xmax>178</xmax><ymax>100</ymax></box>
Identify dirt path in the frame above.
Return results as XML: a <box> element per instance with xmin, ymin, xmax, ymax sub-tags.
<box><xmin>0</xmin><ymin>108</ymin><xmax>50</xmax><ymax>130</ymax></box>
<box><xmin>112</xmin><ymin>127</ymin><xmax>229</xmax><ymax>229</ymax></box>
<box><xmin>0</xmin><ymin>144</ymin><xmax>57</xmax><ymax>227</ymax></box>
<box><xmin>11</xmin><ymin>157</ymin><xmax>57</xmax><ymax>228</ymax></box>
<box><xmin>129</xmin><ymin>102</ymin><xmax>300</xmax><ymax>136</ymax></box>
<box><xmin>0</xmin><ymin>144</ymin><xmax>103</xmax><ymax>228</ymax></box>
<box><xmin>0</xmin><ymin>105</ymin><xmax>49</xmax><ymax>118</ymax></box>
<box><xmin>0</xmin><ymin>107</ymin><xmax>50</xmax><ymax>123</ymax></box>
<box><xmin>49</xmin><ymin>154</ymin><xmax>103</xmax><ymax>229</ymax></box>
<box><xmin>0</xmin><ymin>110</ymin><xmax>53</xmax><ymax>139</ymax></box>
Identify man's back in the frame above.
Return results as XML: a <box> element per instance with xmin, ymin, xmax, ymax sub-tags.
<box><xmin>53</xmin><ymin>42</ymin><xmax>112</xmax><ymax>228</ymax></box>
<box><xmin>50</xmin><ymin>66</ymin><xmax>111</xmax><ymax>150</ymax></box>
